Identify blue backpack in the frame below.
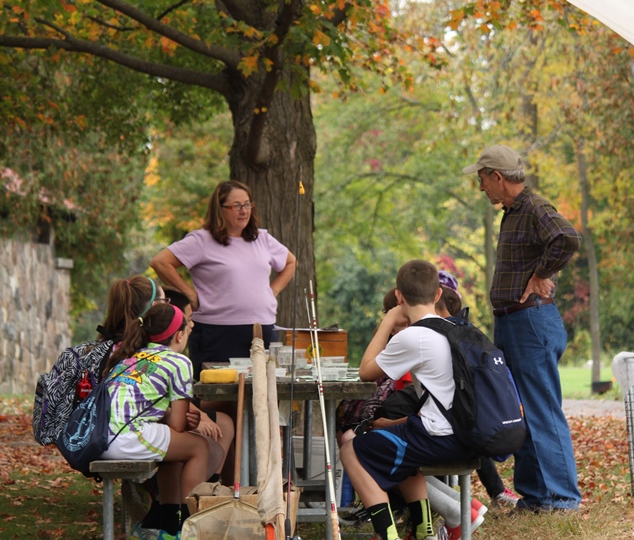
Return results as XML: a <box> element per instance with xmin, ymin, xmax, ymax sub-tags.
<box><xmin>412</xmin><ymin>310</ymin><xmax>526</xmax><ymax>460</ymax></box>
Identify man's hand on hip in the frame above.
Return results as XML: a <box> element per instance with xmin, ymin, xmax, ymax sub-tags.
<box><xmin>520</xmin><ymin>274</ymin><xmax>554</xmax><ymax>303</ymax></box>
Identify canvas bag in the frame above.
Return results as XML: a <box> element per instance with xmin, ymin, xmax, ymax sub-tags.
<box><xmin>412</xmin><ymin>310</ymin><xmax>526</xmax><ymax>459</ymax></box>
<box><xmin>33</xmin><ymin>336</ymin><xmax>115</xmax><ymax>445</ymax></box>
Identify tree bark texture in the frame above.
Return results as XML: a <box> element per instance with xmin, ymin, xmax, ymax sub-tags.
<box><xmin>225</xmin><ymin>64</ymin><xmax>317</xmax><ymax>328</ymax></box>
<box><xmin>576</xmin><ymin>139</ymin><xmax>602</xmax><ymax>385</ymax></box>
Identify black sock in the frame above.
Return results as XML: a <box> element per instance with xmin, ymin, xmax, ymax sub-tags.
<box><xmin>159</xmin><ymin>503</ymin><xmax>181</xmax><ymax>535</ymax></box>
<box><xmin>408</xmin><ymin>499</ymin><xmax>434</xmax><ymax>539</ymax></box>
<box><xmin>208</xmin><ymin>473</ymin><xmax>221</xmax><ymax>483</ymax></box>
<box><xmin>180</xmin><ymin>503</ymin><xmax>191</xmax><ymax>527</ymax></box>
<box><xmin>367</xmin><ymin>502</ymin><xmax>398</xmax><ymax>540</ymax></box>
<box><xmin>141</xmin><ymin>500</ymin><xmax>161</xmax><ymax>528</ymax></box>
<box><xmin>409</xmin><ymin>499</ymin><xmax>423</xmax><ymax>527</ymax></box>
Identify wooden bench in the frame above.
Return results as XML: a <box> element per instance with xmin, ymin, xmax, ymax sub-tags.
<box><xmin>89</xmin><ymin>459</ymin><xmax>158</xmax><ymax>540</ymax></box>
<box><xmin>420</xmin><ymin>459</ymin><xmax>481</xmax><ymax>540</ymax></box>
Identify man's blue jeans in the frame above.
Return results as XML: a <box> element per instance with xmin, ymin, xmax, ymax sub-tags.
<box><xmin>494</xmin><ymin>303</ymin><xmax>581</xmax><ymax>509</ymax></box>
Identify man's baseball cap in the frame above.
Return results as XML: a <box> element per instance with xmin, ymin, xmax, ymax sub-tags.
<box><xmin>462</xmin><ymin>145</ymin><xmax>524</xmax><ymax>174</ymax></box>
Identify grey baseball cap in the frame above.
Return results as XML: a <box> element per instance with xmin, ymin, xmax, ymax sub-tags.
<box><xmin>462</xmin><ymin>145</ymin><xmax>524</xmax><ymax>174</ymax></box>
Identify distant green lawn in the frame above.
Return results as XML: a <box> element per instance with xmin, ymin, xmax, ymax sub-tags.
<box><xmin>559</xmin><ymin>365</ymin><xmax>621</xmax><ymax>400</ymax></box>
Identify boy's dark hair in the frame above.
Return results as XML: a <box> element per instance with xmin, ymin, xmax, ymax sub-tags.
<box><xmin>163</xmin><ymin>288</ymin><xmax>191</xmax><ymax>312</ymax></box>
<box><xmin>396</xmin><ymin>260</ymin><xmax>439</xmax><ymax>306</ymax></box>
<box><xmin>436</xmin><ymin>285</ymin><xmax>462</xmax><ymax>317</ymax></box>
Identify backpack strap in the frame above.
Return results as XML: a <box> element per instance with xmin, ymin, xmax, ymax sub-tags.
<box><xmin>108</xmin><ymin>394</ymin><xmax>166</xmax><ymax>446</ymax></box>
<box><xmin>454</xmin><ymin>307</ymin><xmax>470</xmax><ymax>326</ymax></box>
<box><xmin>409</xmin><ymin>317</ymin><xmax>456</xmax><ymax>420</ymax></box>
<box><xmin>96</xmin><ymin>341</ymin><xmax>116</xmax><ymax>384</ymax></box>
<box><xmin>104</xmin><ymin>357</ymin><xmax>168</xmax><ymax>445</ymax></box>
<box><xmin>410</xmin><ymin>316</ymin><xmax>456</xmax><ymax>335</ymax></box>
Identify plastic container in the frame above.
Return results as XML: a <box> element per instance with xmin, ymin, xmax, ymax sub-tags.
<box><xmin>312</xmin><ymin>366</ymin><xmax>347</xmax><ymax>381</ymax></box>
<box><xmin>277</xmin><ymin>348</ymin><xmax>307</xmax><ymax>367</ymax></box>
<box><xmin>320</xmin><ymin>356</ymin><xmax>346</xmax><ymax>365</ymax></box>
<box><xmin>269</xmin><ymin>342</ymin><xmax>283</xmax><ymax>361</ymax></box>
<box><xmin>229</xmin><ymin>357</ymin><xmax>251</xmax><ymax>367</ymax></box>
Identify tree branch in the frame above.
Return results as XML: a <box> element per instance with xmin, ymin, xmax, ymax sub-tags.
<box><xmin>96</xmin><ymin>0</ymin><xmax>240</xmax><ymax>69</ymax></box>
<box><xmin>157</xmin><ymin>0</ymin><xmax>190</xmax><ymax>22</ymax></box>
<box><xmin>244</xmin><ymin>0</ymin><xmax>301</xmax><ymax>165</ymax></box>
<box><xmin>86</xmin><ymin>16</ymin><xmax>135</xmax><ymax>31</ymax></box>
<box><xmin>216</xmin><ymin>0</ymin><xmax>255</xmax><ymax>27</ymax></box>
<box><xmin>0</xmin><ymin>35</ymin><xmax>232</xmax><ymax>96</ymax></box>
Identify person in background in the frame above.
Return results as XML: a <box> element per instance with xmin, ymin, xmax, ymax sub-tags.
<box><xmin>150</xmin><ymin>180</ymin><xmax>296</xmax><ymax>381</ymax></box>
<box><xmin>102</xmin><ymin>303</ymin><xmax>223</xmax><ymax>538</ymax></box>
<box><xmin>436</xmin><ymin>270</ymin><xmax>519</xmax><ymax>508</ymax></box>
<box><xmin>463</xmin><ymin>144</ymin><xmax>582</xmax><ymax>512</ymax></box>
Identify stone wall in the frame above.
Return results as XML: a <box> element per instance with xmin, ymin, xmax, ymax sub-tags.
<box><xmin>0</xmin><ymin>230</ymin><xmax>73</xmax><ymax>394</ymax></box>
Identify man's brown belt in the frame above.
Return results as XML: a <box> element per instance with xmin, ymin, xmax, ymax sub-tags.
<box><xmin>493</xmin><ymin>297</ymin><xmax>554</xmax><ymax>317</ymax></box>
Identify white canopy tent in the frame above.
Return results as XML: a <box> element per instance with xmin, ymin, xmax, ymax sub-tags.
<box><xmin>567</xmin><ymin>0</ymin><xmax>634</xmax><ymax>46</ymax></box>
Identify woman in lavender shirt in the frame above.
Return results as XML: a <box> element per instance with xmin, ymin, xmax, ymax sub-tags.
<box><xmin>151</xmin><ymin>180</ymin><xmax>296</xmax><ymax>380</ymax></box>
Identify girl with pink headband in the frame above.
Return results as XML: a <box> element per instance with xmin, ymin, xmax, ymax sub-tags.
<box><xmin>100</xmin><ymin>303</ymin><xmax>224</xmax><ymax>536</ymax></box>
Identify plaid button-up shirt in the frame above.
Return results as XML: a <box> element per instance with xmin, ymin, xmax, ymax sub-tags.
<box><xmin>491</xmin><ymin>187</ymin><xmax>581</xmax><ymax>309</ymax></box>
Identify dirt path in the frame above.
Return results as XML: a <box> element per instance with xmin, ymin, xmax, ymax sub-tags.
<box><xmin>563</xmin><ymin>398</ymin><xmax>626</xmax><ymax>418</ymax></box>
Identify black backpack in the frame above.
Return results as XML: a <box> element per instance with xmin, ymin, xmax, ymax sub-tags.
<box><xmin>412</xmin><ymin>310</ymin><xmax>526</xmax><ymax>459</ymax></box>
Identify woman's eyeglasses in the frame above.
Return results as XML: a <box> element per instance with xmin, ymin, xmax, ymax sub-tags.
<box><xmin>154</xmin><ymin>297</ymin><xmax>171</xmax><ymax>304</ymax></box>
<box><xmin>222</xmin><ymin>202</ymin><xmax>254</xmax><ymax>211</ymax></box>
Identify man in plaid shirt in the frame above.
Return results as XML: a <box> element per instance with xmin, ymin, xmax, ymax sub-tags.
<box><xmin>463</xmin><ymin>145</ymin><xmax>582</xmax><ymax>512</ymax></box>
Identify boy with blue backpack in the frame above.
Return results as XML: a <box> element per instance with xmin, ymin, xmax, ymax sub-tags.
<box><xmin>340</xmin><ymin>260</ymin><xmax>476</xmax><ymax>540</ymax></box>
<box><xmin>340</xmin><ymin>260</ymin><xmax>525</xmax><ymax>540</ymax></box>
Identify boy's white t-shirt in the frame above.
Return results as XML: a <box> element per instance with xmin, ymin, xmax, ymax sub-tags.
<box><xmin>168</xmin><ymin>228</ymin><xmax>288</xmax><ymax>325</ymax></box>
<box><xmin>376</xmin><ymin>314</ymin><xmax>454</xmax><ymax>436</ymax></box>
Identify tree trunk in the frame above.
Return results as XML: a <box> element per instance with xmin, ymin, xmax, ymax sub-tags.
<box><xmin>576</xmin><ymin>139</ymin><xmax>602</xmax><ymax>387</ymax></box>
<box><xmin>225</xmin><ymin>66</ymin><xmax>317</xmax><ymax>329</ymax></box>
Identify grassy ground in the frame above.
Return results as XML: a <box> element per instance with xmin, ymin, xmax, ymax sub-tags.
<box><xmin>1</xmin><ymin>378</ymin><xmax>632</xmax><ymax>540</ymax></box>
<box><xmin>560</xmin><ymin>366</ymin><xmax>621</xmax><ymax>400</ymax></box>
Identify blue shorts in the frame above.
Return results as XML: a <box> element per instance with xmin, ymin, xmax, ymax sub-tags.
<box><xmin>352</xmin><ymin>416</ymin><xmax>475</xmax><ymax>491</ymax></box>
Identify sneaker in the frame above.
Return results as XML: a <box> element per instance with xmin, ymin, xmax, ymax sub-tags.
<box><xmin>156</xmin><ymin>531</ymin><xmax>181</xmax><ymax>540</ymax></box>
<box><xmin>129</xmin><ymin>526</ymin><xmax>160</xmax><ymax>540</ymax></box>
<box><xmin>470</xmin><ymin>497</ymin><xmax>487</xmax><ymax>516</ymax></box>
<box><xmin>431</xmin><ymin>510</ymin><xmax>445</xmax><ymax>531</ymax></box>
<box><xmin>492</xmin><ymin>488</ymin><xmax>520</xmax><ymax>507</ymax></box>
<box><xmin>403</xmin><ymin>529</ymin><xmax>438</xmax><ymax>540</ymax></box>
<box><xmin>403</xmin><ymin>533</ymin><xmax>436</xmax><ymax>540</ymax></box>
<box><xmin>338</xmin><ymin>504</ymin><xmax>370</xmax><ymax>526</ymax></box>
<box><xmin>444</xmin><ymin>508</ymin><xmax>484</xmax><ymax>540</ymax></box>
